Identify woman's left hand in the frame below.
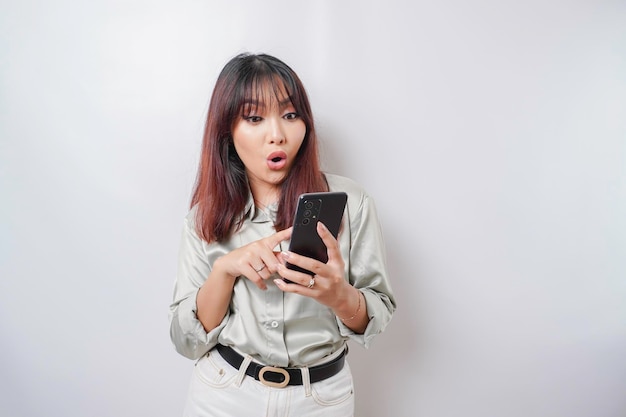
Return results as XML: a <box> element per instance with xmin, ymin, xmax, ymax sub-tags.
<box><xmin>274</xmin><ymin>221</ymin><xmax>351</xmax><ymax>311</ymax></box>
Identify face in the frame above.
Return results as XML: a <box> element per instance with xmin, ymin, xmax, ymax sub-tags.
<box><xmin>231</xmin><ymin>84</ymin><xmax>306</xmax><ymax>203</ymax></box>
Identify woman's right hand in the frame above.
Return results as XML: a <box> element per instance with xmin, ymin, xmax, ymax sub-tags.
<box><xmin>213</xmin><ymin>227</ymin><xmax>293</xmax><ymax>290</ymax></box>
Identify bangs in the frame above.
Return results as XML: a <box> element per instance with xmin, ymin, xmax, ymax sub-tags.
<box><xmin>238</xmin><ymin>73</ymin><xmax>297</xmax><ymax>116</ymax></box>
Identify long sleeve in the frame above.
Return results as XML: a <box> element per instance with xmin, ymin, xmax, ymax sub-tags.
<box><xmin>329</xmin><ymin>176</ymin><xmax>397</xmax><ymax>348</ymax></box>
<box><xmin>168</xmin><ymin>212</ymin><xmax>229</xmax><ymax>360</ymax></box>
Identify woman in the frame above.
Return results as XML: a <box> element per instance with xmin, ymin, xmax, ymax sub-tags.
<box><xmin>169</xmin><ymin>53</ymin><xmax>396</xmax><ymax>416</ymax></box>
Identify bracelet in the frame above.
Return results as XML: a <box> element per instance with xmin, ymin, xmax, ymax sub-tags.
<box><xmin>339</xmin><ymin>290</ymin><xmax>362</xmax><ymax>321</ymax></box>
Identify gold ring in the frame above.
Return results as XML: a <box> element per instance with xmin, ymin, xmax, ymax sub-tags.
<box><xmin>307</xmin><ymin>278</ymin><xmax>315</xmax><ymax>289</ymax></box>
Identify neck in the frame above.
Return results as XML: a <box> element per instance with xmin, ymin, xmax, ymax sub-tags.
<box><xmin>250</xmin><ymin>185</ymin><xmax>280</xmax><ymax>209</ymax></box>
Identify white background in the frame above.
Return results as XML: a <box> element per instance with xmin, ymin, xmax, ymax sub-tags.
<box><xmin>1</xmin><ymin>1</ymin><xmax>625</xmax><ymax>416</ymax></box>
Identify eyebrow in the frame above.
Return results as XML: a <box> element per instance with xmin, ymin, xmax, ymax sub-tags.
<box><xmin>242</xmin><ymin>97</ymin><xmax>294</xmax><ymax>109</ymax></box>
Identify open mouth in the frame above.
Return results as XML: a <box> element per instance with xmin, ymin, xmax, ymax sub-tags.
<box><xmin>267</xmin><ymin>151</ymin><xmax>288</xmax><ymax>170</ymax></box>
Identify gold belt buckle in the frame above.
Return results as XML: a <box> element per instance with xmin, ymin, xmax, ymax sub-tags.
<box><xmin>259</xmin><ymin>366</ymin><xmax>290</xmax><ymax>388</ymax></box>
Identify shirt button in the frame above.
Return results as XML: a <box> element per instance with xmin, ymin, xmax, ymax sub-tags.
<box><xmin>270</xmin><ymin>321</ymin><xmax>279</xmax><ymax>328</ymax></box>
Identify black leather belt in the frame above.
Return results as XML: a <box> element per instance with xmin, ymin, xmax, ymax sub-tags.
<box><xmin>215</xmin><ymin>344</ymin><xmax>346</xmax><ymax>388</ymax></box>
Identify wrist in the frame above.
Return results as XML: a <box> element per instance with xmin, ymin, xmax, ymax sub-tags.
<box><xmin>335</xmin><ymin>287</ymin><xmax>362</xmax><ymax>322</ymax></box>
<box><xmin>212</xmin><ymin>256</ymin><xmax>238</xmax><ymax>281</ymax></box>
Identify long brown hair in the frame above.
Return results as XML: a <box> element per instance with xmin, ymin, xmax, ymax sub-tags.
<box><xmin>190</xmin><ymin>53</ymin><xmax>327</xmax><ymax>242</ymax></box>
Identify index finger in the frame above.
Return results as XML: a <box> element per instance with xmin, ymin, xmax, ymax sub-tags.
<box><xmin>316</xmin><ymin>222</ymin><xmax>341</xmax><ymax>262</ymax></box>
<box><xmin>265</xmin><ymin>227</ymin><xmax>292</xmax><ymax>250</ymax></box>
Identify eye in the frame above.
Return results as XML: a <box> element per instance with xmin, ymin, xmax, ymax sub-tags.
<box><xmin>283</xmin><ymin>112</ymin><xmax>300</xmax><ymax>120</ymax></box>
<box><xmin>244</xmin><ymin>115</ymin><xmax>263</xmax><ymax>123</ymax></box>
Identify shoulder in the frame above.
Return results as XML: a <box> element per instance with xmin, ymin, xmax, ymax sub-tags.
<box><xmin>325</xmin><ymin>173</ymin><xmax>367</xmax><ymax>197</ymax></box>
<box><xmin>184</xmin><ymin>204</ymin><xmax>199</xmax><ymax>227</ymax></box>
<box><xmin>324</xmin><ymin>172</ymin><xmax>372</xmax><ymax>213</ymax></box>
<box><xmin>324</xmin><ymin>173</ymin><xmax>382</xmax><ymax>234</ymax></box>
<box><xmin>178</xmin><ymin>205</ymin><xmax>202</xmax><ymax>244</ymax></box>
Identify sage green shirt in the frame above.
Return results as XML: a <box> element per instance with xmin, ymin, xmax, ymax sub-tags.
<box><xmin>169</xmin><ymin>174</ymin><xmax>396</xmax><ymax>366</ymax></box>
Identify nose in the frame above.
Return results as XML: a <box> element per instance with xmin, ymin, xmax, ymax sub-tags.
<box><xmin>268</xmin><ymin>117</ymin><xmax>285</xmax><ymax>144</ymax></box>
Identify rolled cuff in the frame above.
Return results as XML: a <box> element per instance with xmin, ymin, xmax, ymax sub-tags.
<box><xmin>169</xmin><ymin>288</ymin><xmax>229</xmax><ymax>359</ymax></box>
<box><xmin>336</xmin><ymin>290</ymin><xmax>393</xmax><ymax>349</ymax></box>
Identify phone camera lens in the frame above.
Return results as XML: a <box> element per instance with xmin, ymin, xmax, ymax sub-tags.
<box><xmin>305</xmin><ymin>201</ymin><xmax>314</xmax><ymax>209</ymax></box>
<box><xmin>302</xmin><ymin>218</ymin><xmax>310</xmax><ymax>225</ymax></box>
<box><xmin>304</xmin><ymin>210</ymin><xmax>312</xmax><ymax>218</ymax></box>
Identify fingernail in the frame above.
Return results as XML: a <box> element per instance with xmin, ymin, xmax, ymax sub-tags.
<box><xmin>281</xmin><ymin>251</ymin><xmax>290</xmax><ymax>259</ymax></box>
<box><xmin>273</xmin><ymin>279</ymin><xmax>284</xmax><ymax>287</ymax></box>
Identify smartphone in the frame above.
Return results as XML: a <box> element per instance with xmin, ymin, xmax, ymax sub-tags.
<box><xmin>286</xmin><ymin>191</ymin><xmax>348</xmax><ymax>276</ymax></box>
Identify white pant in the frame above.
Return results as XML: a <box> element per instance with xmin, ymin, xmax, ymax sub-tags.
<box><xmin>183</xmin><ymin>349</ymin><xmax>355</xmax><ymax>417</ymax></box>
